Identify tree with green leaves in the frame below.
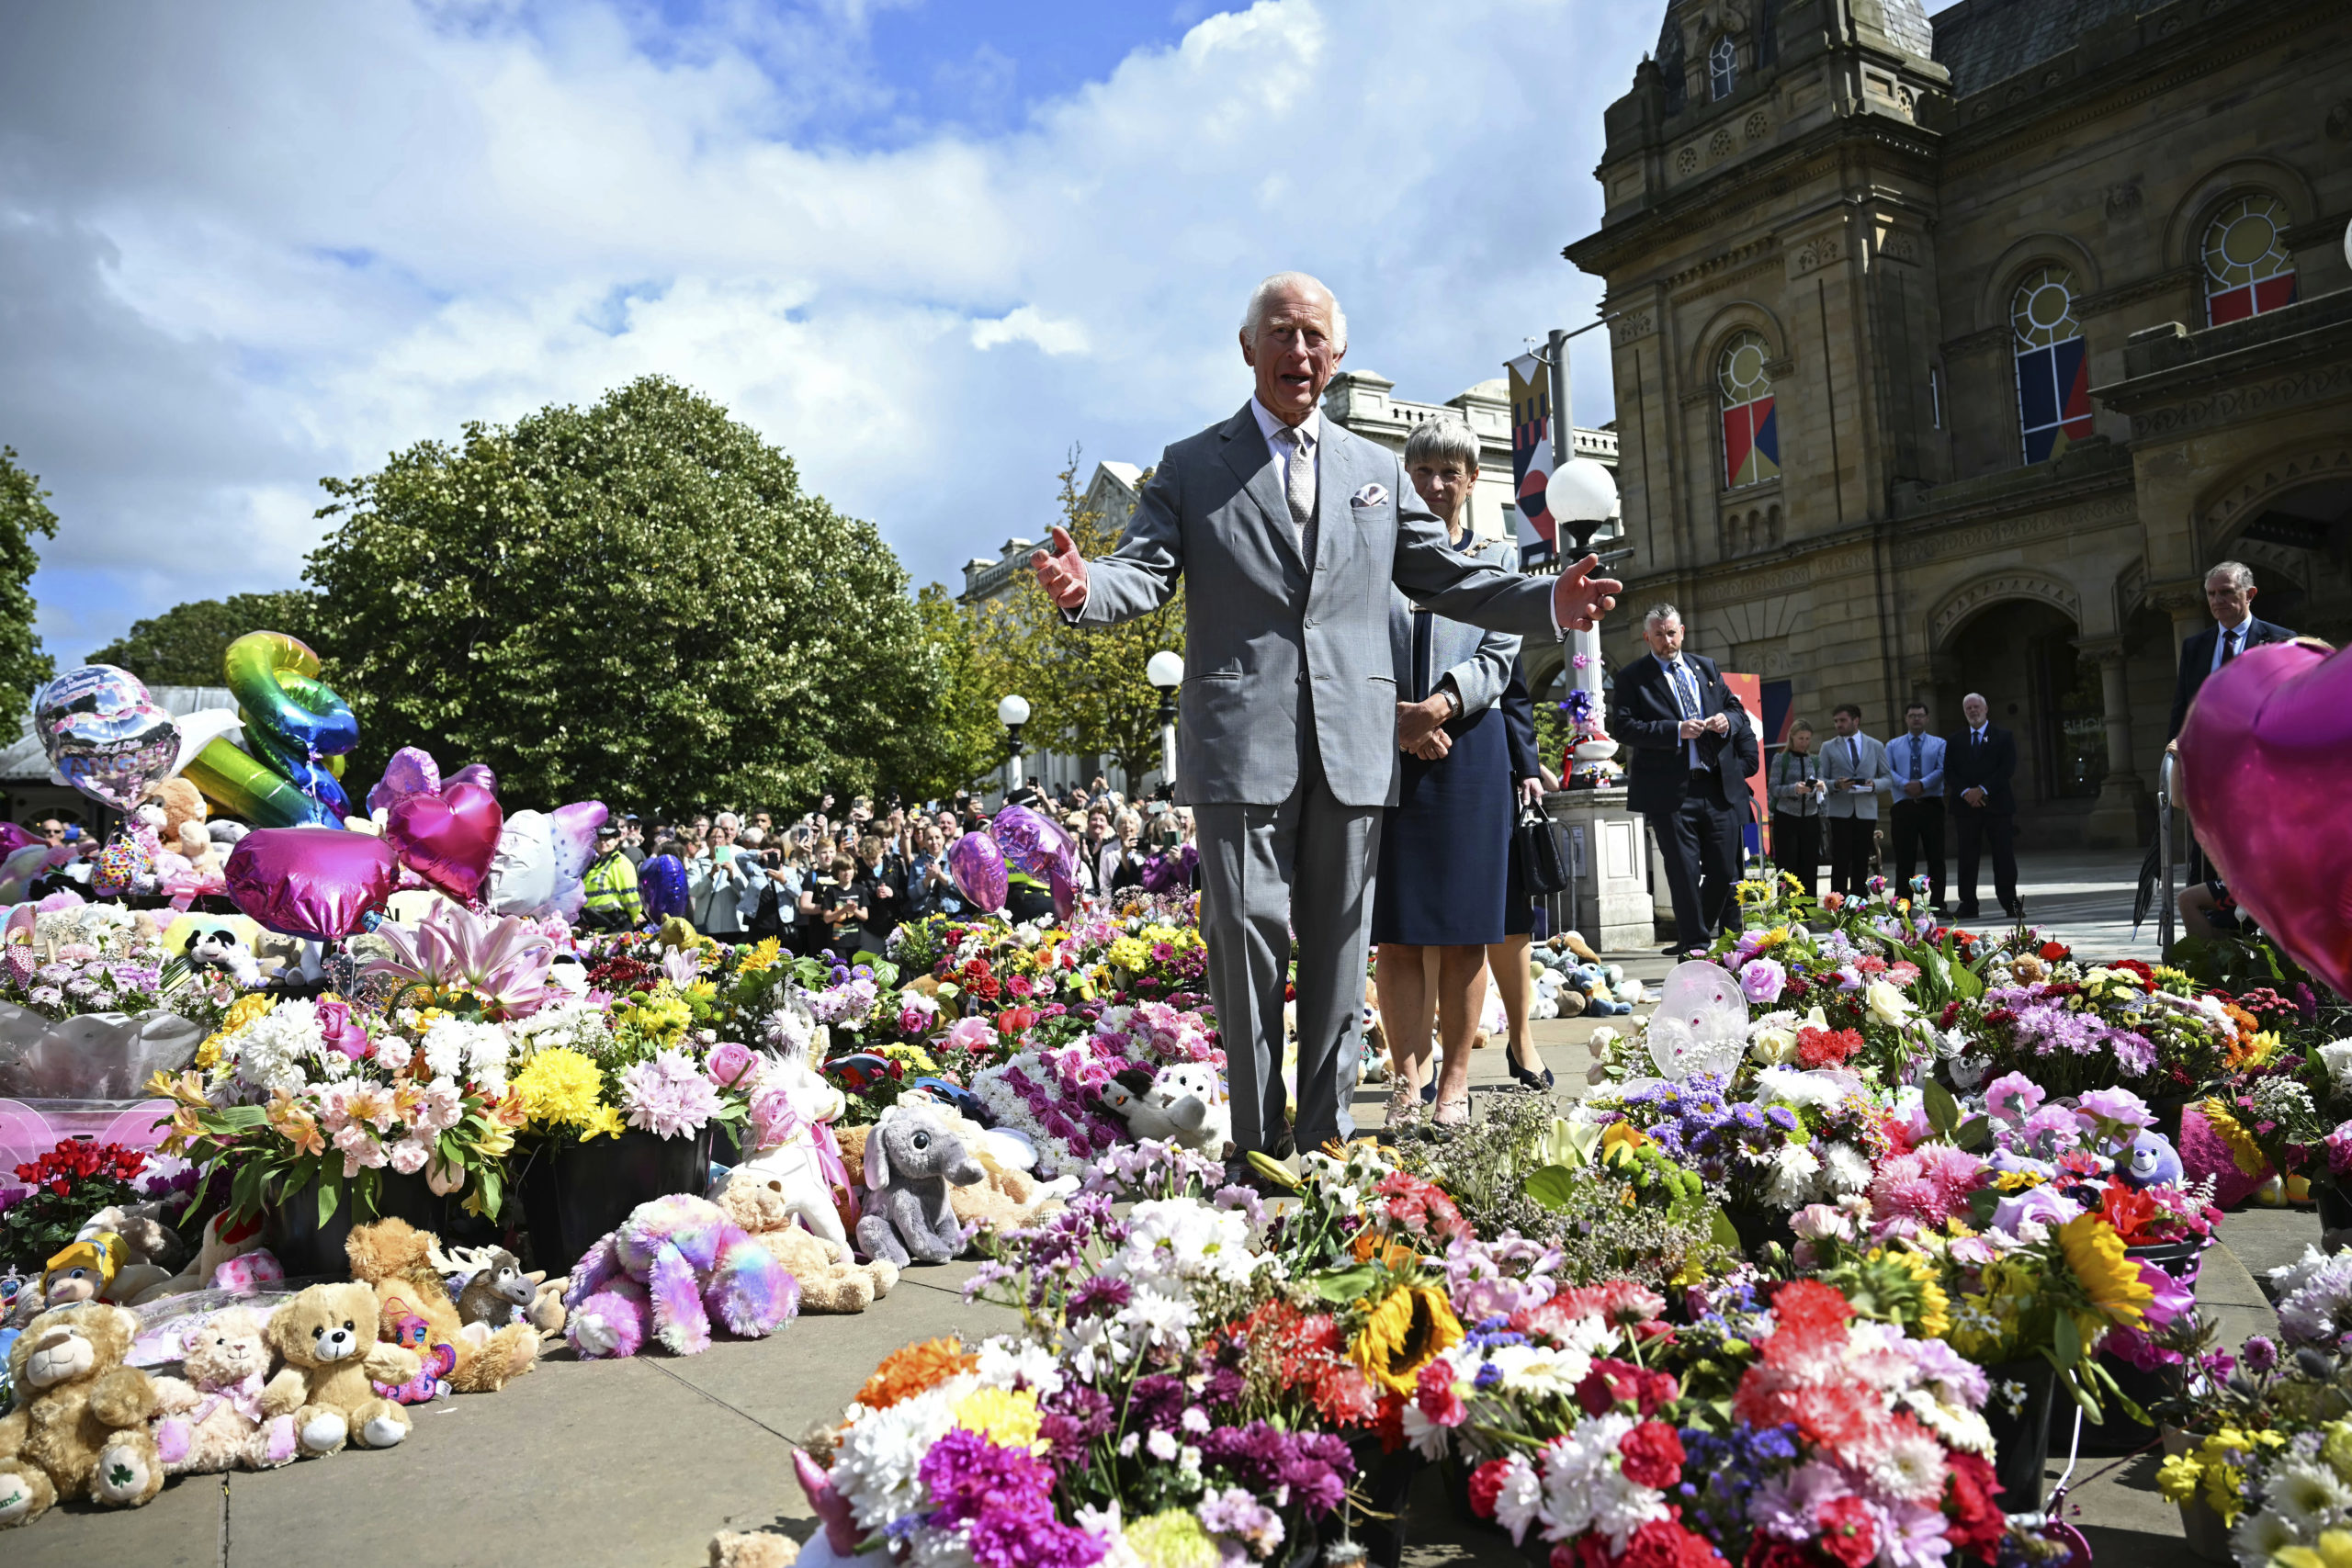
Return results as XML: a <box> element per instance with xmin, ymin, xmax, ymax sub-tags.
<box><xmin>0</xmin><ymin>447</ymin><xmax>58</xmax><ymax>698</ymax></box>
<box><xmin>86</xmin><ymin>591</ymin><xmax>324</xmax><ymax>687</ymax></box>
<box><xmin>893</xmin><ymin>581</ymin><xmax>1015</xmax><ymax>802</ymax></box>
<box><xmin>304</xmin><ymin>375</ymin><xmax>942</xmax><ymax>816</ymax></box>
<box><xmin>972</xmin><ymin>455</ymin><xmax>1183</xmax><ymax>792</ymax></box>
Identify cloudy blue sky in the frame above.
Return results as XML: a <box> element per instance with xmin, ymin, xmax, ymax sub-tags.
<box><xmin>5</xmin><ymin>0</ymin><xmax>1674</xmax><ymax>664</ymax></box>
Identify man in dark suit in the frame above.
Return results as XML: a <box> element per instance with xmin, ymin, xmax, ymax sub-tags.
<box><xmin>1946</xmin><ymin>691</ymin><xmax>2020</xmax><ymax>921</ymax></box>
<box><xmin>2168</xmin><ymin>560</ymin><xmax>2294</xmax><ymax>739</ymax></box>
<box><xmin>1611</xmin><ymin>604</ymin><xmax>1745</xmax><ymax>954</ymax></box>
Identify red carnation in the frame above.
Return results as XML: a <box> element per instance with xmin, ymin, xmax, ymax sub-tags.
<box><xmin>1616</xmin><ymin>1421</ymin><xmax>1685</xmax><ymax>1489</ymax></box>
<box><xmin>1620</xmin><ymin>1517</ymin><xmax>1730</xmax><ymax>1568</ymax></box>
<box><xmin>1467</xmin><ymin>1458</ymin><xmax>1513</xmax><ymax>1519</ymax></box>
<box><xmin>1817</xmin><ymin>1496</ymin><xmax>1878</xmax><ymax>1568</ymax></box>
<box><xmin>1942</xmin><ymin>1453</ymin><xmax>2007</xmax><ymax>1560</ymax></box>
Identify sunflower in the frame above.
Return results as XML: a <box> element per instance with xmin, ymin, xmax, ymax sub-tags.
<box><xmin>1351</xmin><ymin>1281</ymin><xmax>1462</xmax><ymax>1396</ymax></box>
<box><xmin>2057</xmin><ymin>1213</ymin><xmax>2152</xmax><ymax>1330</ymax></box>
<box><xmin>2199</xmin><ymin>1098</ymin><xmax>2270</xmax><ymax>1178</ymax></box>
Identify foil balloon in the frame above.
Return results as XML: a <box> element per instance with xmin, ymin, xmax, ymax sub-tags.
<box><xmin>946</xmin><ymin>831</ymin><xmax>1008</xmax><ymax>914</ymax></box>
<box><xmin>487</xmin><ymin>809</ymin><xmax>560</xmax><ymax>916</ymax></box>
<box><xmin>1046</xmin><ymin>856</ymin><xmax>1078</xmax><ymax>923</ymax></box>
<box><xmin>987</xmin><ymin>805</ymin><xmax>1055</xmax><ymax>877</ymax></box>
<box><xmin>33</xmin><ymin>664</ymin><xmax>180</xmax><ymax>811</ymax></box>
<box><xmin>385</xmin><ymin>781</ymin><xmax>503</xmax><ymax>902</ymax></box>
<box><xmin>367</xmin><ymin>746</ymin><xmax>444</xmax><ymax>816</ymax></box>
<box><xmin>2179</xmin><ymin>639</ymin><xmax>2352</xmax><ymax>998</ymax></box>
<box><xmin>447</xmin><ymin>762</ymin><xmax>498</xmax><ymax>795</ymax></box>
<box><xmin>183</xmin><ymin>632</ymin><xmax>359</xmax><ymax>828</ymax></box>
<box><xmin>224</xmin><ymin>828</ymin><xmax>400</xmax><ymax>941</ymax></box>
<box><xmin>546</xmin><ymin>801</ymin><xmax>609</xmax><ymax>922</ymax></box>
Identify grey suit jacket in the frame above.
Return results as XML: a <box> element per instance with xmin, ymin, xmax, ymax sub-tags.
<box><xmin>1819</xmin><ymin>732</ymin><xmax>1893</xmax><ymax>821</ymax></box>
<box><xmin>1073</xmin><ymin>403</ymin><xmax>1558</xmax><ymax>807</ymax></box>
<box><xmin>1388</xmin><ymin>536</ymin><xmax>1521</xmax><ymax>715</ymax></box>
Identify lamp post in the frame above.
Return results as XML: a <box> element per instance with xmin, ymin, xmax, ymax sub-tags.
<box><xmin>1146</xmin><ymin>650</ymin><xmax>1183</xmax><ymax>795</ymax></box>
<box><xmin>997</xmin><ymin>694</ymin><xmax>1031</xmax><ymax>796</ymax></box>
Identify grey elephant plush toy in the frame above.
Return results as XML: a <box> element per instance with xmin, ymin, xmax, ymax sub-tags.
<box><xmin>854</xmin><ymin>1105</ymin><xmax>985</xmax><ymax>1269</ymax></box>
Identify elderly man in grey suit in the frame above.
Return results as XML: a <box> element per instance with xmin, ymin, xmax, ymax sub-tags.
<box><xmin>1031</xmin><ymin>272</ymin><xmax>1621</xmax><ymax>1183</ymax></box>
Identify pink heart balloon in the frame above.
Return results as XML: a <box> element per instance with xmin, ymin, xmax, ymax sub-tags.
<box><xmin>2179</xmin><ymin>639</ymin><xmax>2352</xmax><ymax>998</ymax></box>
<box><xmin>224</xmin><ymin>829</ymin><xmax>400</xmax><ymax>940</ymax></box>
<box><xmin>367</xmin><ymin>745</ymin><xmax>443</xmax><ymax>816</ymax></box>
<box><xmin>946</xmin><ymin>831</ymin><xmax>1007</xmax><ymax>913</ymax></box>
<box><xmin>385</xmin><ymin>782</ymin><xmax>504</xmax><ymax>901</ymax></box>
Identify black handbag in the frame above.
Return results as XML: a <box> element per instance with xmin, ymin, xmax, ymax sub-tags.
<box><xmin>1515</xmin><ymin>801</ymin><xmax>1572</xmax><ymax>896</ymax></box>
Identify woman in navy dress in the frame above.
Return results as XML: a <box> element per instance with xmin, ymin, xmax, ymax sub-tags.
<box><xmin>1371</xmin><ymin>417</ymin><xmax>1522</xmax><ymax>1130</ymax></box>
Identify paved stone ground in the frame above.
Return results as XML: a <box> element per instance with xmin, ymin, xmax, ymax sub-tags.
<box><xmin>12</xmin><ymin>945</ymin><xmax>2295</xmax><ymax>1566</ymax></box>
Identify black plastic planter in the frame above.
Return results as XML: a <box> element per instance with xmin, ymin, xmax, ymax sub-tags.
<box><xmin>263</xmin><ymin>1170</ymin><xmax>445</xmax><ymax>1279</ymax></box>
<box><xmin>1984</xmin><ymin>1357</ymin><xmax>2059</xmax><ymax>1512</ymax></box>
<box><xmin>517</xmin><ymin>1128</ymin><xmax>712</xmax><ymax>1275</ymax></box>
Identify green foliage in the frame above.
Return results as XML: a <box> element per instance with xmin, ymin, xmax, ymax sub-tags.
<box><xmin>85</xmin><ymin>591</ymin><xmax>324</xmax><ymax>687</ymax></box>
<box><xmin>896</xmin><ymin>581</ymin><xmax>1016</xmax><ymax>802</ymax></box>
<box><xmin>0</xmin><ymin>446</ymin><xmax>58</xmax><ymax>697</ymax></box>
<box><xmin>972</xmin><ymin>454</ymin><xmax>1184</xmax><ymax>793</ymax></box>
<box><xmin>303</xmin><ymin>376</ymin><xmax>942</xmax><ymax>817</ymax></box>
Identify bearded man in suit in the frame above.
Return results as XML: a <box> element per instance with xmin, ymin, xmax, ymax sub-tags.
<box><xmin>1947</xmin><ymin>691</ymin><xmax>2022</xmax><ymax>921</ymax></box>
<box><xmin>1029</xmin><ymin>272</ymin><xmax>1621</xmax><ymax>1184</ymax></box>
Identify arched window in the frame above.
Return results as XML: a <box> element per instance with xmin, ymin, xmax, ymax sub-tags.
<box><xmin>2012</xmin><ymin>267</ymin><xmax>2092</xmax><ymax>465</ymax></box>
<box><xmin>1718</xmin><ymin>331</ymin><xmax>1779</xmax><ymax>490</ymax></box>
<box><xmin>1710</xmin><ymin>35</ymin><xmax>1738</xmax><ymax>100</ymax></box>
<box><xmin>2203</xmin><ymin>194</ymin><xmax>2297</xmax><ymax>326</ymax></box>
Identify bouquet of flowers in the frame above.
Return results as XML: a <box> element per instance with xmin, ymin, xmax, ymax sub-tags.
<box><xmin>509</xmin><ymin>986</ymin><xmax>753</xmax><ymax>1147</ymax></box>
<box><xmin>151</xmin><ymin>991</ymin><xmax>526</xmax><ymax>1224</ymax></box>
<box><xmin>1</xmin><ymin>1136</ymin><xmax>190</xmax><ymax>1270</ymax></box>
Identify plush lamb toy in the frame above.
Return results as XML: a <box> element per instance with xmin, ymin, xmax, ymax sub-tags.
<box><xmin>560</xmin><ymin>1193</ymin><xmax>798</xmax><ymax>1358</ymax></box>
<box><xmin>260</xmin><ymin>1281</ymin><xmax>420</xmax><ymax>1457</ymax></box>
<box><xmin>150</xmin><ymin>1307</ymin><xmax>300</xmax><ymax>1474</ymax></box>
<box><xmin>854</xmin><ymin>1104</ymin><xmax>984</xmax><ymax>1269</ymax></box>
<box><xmin>1146</xmin><ymin>1061</ymin><xmax>1231</xmax><ymax>1156</ymax></box>
<box><xmin>0</xmin><ymin>1303</ymin><xmax>166</xmax><ymax>1528</ymax></box>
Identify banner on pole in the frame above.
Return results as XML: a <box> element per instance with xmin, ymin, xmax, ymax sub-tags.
<box><xmin>1506</xmin><ymin>352</ymin><xmax>1555</xmax><ymax>563</ymax></box>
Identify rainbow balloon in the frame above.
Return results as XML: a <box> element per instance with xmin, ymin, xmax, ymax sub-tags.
<box><xmin>182</xmin><ymin>631</ymin><xmax>359</xmax><ymax>828</ymax></box>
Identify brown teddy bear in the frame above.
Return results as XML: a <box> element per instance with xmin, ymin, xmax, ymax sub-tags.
<box><xmin>150</xmin><ymin>1307</ymin><xmax>299</xmax><ymax>1474</ymax></box>
<box><xmin>0</xmin><ymin>1303</ymin><xmax>167</xmax><ymax>1529</ymax></box>
<box><xmin>141</xmin><ymin>778</ymin><xmax>220</xmax><ymax>880</ymax></box>
<box><xmin>712</xmin><ymin>1171</ymin><xmax>899</xmax><ymax>1314</ymax></box>
<box><xmin>344</xmin><ymin>1218</ymin><xmax>538</xmax><ymax>1393</ymax></box>
<box><xmin>260</xmin><ymin>1281</ymin><xmax>419</xmax><ymax>1457</ymax></box>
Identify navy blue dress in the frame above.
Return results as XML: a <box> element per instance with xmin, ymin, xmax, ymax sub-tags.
<box><xmin>1371</xmin><ymin>604</ymin><xmax>1513</xmax><ymax>947</ymax></box>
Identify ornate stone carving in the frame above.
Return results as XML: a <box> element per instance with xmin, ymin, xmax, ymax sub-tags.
<box><xmin>1710</xmin><ymin>127</ymin><xmax>1737</xmax><ymax>159</ymax></box>
<box><xmin>1929</xmin><ymin>571</ymin><xmax>2084</xmax><ymax>646</ymax></box>
<box><xmin>1677</xmin><ymin>144</ymin><xmax>1701</xmax><ymax>176</ymax></box>
<box><xmin>1745</xmin><ymin>109</ymin><xmax>1771</xmax><ymax>141</ymax></box>
<box><xmin>1880</xmin><ymin>230</ymin><xmax>1919</xmax><ymax>264</ymax></box>
<box><xmin>1892</xmin><ymin>494</ymin><xmax>2141</xmax><ymax>566</ymax></box>
<box><xmin>1792</xmin><ymin>234</ymin><xmax>1843</xmax><ymax>275</ymax></box>
<box><xmin>2202</xmin><ymin>445</ymin><xmax>2352</xmax><ymax>536</ymax></box>
<box><xmin>2132</xmin><ymin>366</ymin><xmax>2352</xmax><ymax>440</ymax></box>
<box><xmin>1609</xmin><ymin>310</ymin><xmax>1658</xmax><ymax>345</ymax></box>
<box><xmin>2103</xmin><ymin>182</ymin><xmax>2143</xmax><ymax>217</ymax></box>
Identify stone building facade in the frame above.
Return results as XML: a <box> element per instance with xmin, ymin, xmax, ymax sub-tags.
<box><xmin>1566</xmin><ymin>0</ymin><xmax>2352</xmax><ymax>847</ymax></box>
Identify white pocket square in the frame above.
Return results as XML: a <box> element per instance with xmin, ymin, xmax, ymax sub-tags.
<box><xmin>1351</xmin><ymin>483</ymin><xmax>1387</xmax><ymax>509</ymax></box>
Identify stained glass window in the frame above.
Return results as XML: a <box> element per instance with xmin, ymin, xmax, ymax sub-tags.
<box><xmin>2012</xmin><ymin>267</ymin><xmax>2092</xmax><ymax>465</ymax></box>
<box><xmin>1710</xmin><ymin>35</ymin><xmax>1738</xmax><ymax>101</ymax></box>
<box><xmin>2204</xmin><ymin>195</ymin><xmax>2297</xmax><ymax>326</ymax></box>
<box><xmin>1719</xmin><ymin>331</ymin><xmax>1779</xmax><ymax>490</ymax></box>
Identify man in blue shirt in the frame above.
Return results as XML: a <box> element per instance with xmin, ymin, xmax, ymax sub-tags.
<box><xmin>1887</xmin><ymin>700</ymin><xmax>1948</xmax><ymax>914</ymax></box>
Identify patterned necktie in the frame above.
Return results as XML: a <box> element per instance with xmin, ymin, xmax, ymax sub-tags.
<box><xmin>1671</xmin><ymin>661</ymin><xmax>1700</xmax><ymax>767</ymax></box>
<box><xmin>2220</xmin><ymin>626</ymin><xmax>2240</xmax><ymax>667</ymax></box>
<box><xmin>1277</xmin><ymin>423</ymin><xmax>1317</xmax><ymax>568</ymax></box>
<box><xmin>1910</xmin><ymin>734</ymin><xmax>1922</xmax><ymax>781</ymax></box>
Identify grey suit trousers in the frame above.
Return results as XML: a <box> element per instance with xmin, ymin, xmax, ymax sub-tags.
<box><xmin>1193</xmin><ymin>721</ymin><xmax>1379</xmax><ymax>1156</ymax></box>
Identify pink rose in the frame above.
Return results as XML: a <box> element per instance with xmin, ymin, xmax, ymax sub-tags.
<box><xmin>314</xmin><ymin>998</ymin><xmax>370</xmax><ymax>1062</ymax></box>
<box><xmin>705</xmin><ymin>1040</ymin><xmax>757</xmax><ymax>1089</ymax></box>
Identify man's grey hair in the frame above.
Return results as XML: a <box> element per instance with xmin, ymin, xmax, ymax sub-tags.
<box><xmin>714</xmin><ymin>811</ymin><xmax>740</xmax><ymax>831</ymax></box>
<box><xmin>1643</xmin><ymin>603</ymin><xmax>1682</xmax><ymax>630</ymax></box>
<box><xmin>1403</xmin><ymin>416</ymin><xmax>1481</xmax><ymax>472</ymax></box>
<box><xmin>1241</xmin><ymin>272</ymin><xmax>1348</xmax><ymax>351</ymax></box>
<box><xmin>2205</xmin><ymin>559</ymin><xmax>2256</xmax><ymax>592</ymax></box>
<box><xmin>1962</xmin><ymin>691</ymin><xmax>1987</xmax><ymax>707</ymax></box>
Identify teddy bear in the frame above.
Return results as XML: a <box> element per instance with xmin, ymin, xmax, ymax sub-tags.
<box><xmin>260</xmin><ymin>1281</ymin><xmax>420</xmax><ymax>1457</ymax></box>
<box><xmin>344</xmin><ymin>1218</ymin><xmax>539</xmax><ymax>1393</ymax></box>
<box><xmin>854</xmin><ymin>1104</ymin><xmax>985</xmax><ymax>1269</ymax></box>
<box><xmin>135</xmin><ymin>1212</ymin><xmax>279</xmax><ymax>1304</ymax></box>
<box><xmin>711</xmin><ymin>1172</ymin><xmax>899</xmax><ymax>1314</ymax></box>
<box><xmin>0</xmin><ymin>1303</ymin><xmax>167</xmax><ymax>1528</ymax></box>
<box><xmin>150</xmin><ymin>1307</ymin><xmax>300</xmax><ymax>1474</ymax></box>
<box><xmin>141</xmin><ymin>779</ymin><xmax>220</xmax><ymax>886</ymax></box>
<box><xmin>560</xmin><ymin>1193</ymin><xmax>798</xmax><ymax>1358</ymax></box>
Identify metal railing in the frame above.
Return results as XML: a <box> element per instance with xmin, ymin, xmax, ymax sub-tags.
<box><xmin>2156</xmin><ymin>750</ymin><xmax>2177</xmax><ymax>952</ymax></box>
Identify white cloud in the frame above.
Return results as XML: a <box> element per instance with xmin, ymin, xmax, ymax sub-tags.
<box><xmin>0</xmin><ymin>0</ymin><xmax>1653</xmax><ymax>660</ymax></box>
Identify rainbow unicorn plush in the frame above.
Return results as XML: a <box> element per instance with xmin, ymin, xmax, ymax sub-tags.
<box><xmin>561</xmin><ymin>1194</ymin><xmax>797</xmax><ymax>1358</ymax></box>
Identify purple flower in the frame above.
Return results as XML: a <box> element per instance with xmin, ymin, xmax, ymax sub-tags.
<box><xmin>2243</xmin><ymin>1335</ymin><xmax>2280</xmax><ymax>1374</ymax></box>
<box><xmin>1739</xmin><ymin>957</ymin><xmax>1788</xmax><ymax>1006</ymax></box>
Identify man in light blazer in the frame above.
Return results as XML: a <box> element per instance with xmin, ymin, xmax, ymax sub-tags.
<box><xmin>1818</xmin><ymin>703</ymin><xmax>1891</xmax><ymax>897</ymax></box>
<box><xmin>1029</xmin><ymin>273</ymin><xmax>1620</xmax><ymax>1182</ymax></box>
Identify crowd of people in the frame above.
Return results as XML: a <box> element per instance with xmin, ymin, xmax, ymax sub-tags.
<box><xmin>575</xmin><ymin>783</ymin><xmax>1204</xmax><ymax>953</ymax></box>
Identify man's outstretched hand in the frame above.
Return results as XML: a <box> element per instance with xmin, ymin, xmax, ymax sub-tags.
<box><xmin>1032</xmin><ymin>526</ymin><xmax>1090</xmax><ymax>611</ymax></box>
<box><xmin>1551</xmin><ymin>552</ymin><xmax>1623</xmax><ymax>633</ymax></box>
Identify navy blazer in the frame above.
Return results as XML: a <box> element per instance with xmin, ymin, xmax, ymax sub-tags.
<box><xmin>1945</xmin><ymin>725</ymin><xmax>2018</xmax><ymax>816</ymax></box>
<box><xmin>2169</xmin><ymin>617</ymin><xmax>2294</xmax><ymax>739</ymax></box>
<box><xmin>1610</xmin><ymin>651</ymin><xmax>1740</xmax><ymax>816</ymax></box>
<box><xmin>1500</xmin><ymin>656</ymin><xmax>1541</xmax><ymax>784</ymax></box>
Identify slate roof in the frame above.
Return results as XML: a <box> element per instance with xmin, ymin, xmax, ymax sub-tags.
<box><xmin>1875</xmin><ymin>0</ymin><xmax>1936</xmax><ymax>60</ymax></box>
<box><xmin>1930</xmin><ymin>0</ymin><xmax>2146</xmax><ymax>96</ymax></box>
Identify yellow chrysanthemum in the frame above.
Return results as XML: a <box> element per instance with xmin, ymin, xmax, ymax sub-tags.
<box><xmin>2059</xmin><ymin>1214</ymin><xmax>2152</xmax><ymax>1329</ymax></box>
<box><xmin>1350</xmin><ymin>1282</ymin><xmax>1462</xmax><ymax>1396</ymax></box>
<box><xmin>1125</xmin><ymin>1513</ymin><xmax>1220</xmax><ymax>1568</ymax></box>
<box><xmin>735</xmin><ymin>938</ymin><xmax>784</xmax><ymax>974</ymax></box>
<box><xmin>579</xmin><ymin>1105</ymin><xmax>626</xmax><ymax>1141</ymax></box>
<box><xmin>951</xmin><ymin>1386</ymin><xmax>1044</xmax><ymax>1452</ymax></box>
<box><xmin>1106</xmin><ymin>937</ymin><xmax>1151</xmax><ymax>971</ymax></box>
<box><xmin>514</xmin><ymin>1047</ymin><xmax>606</xmax><ymax>1131</ymax></box>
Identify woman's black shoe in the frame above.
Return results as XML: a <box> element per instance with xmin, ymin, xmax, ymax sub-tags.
<box><xmin>1419</xmin><ymin>1077</ymin><xmax>1438</xmax><ymax>1105</ymax></box>
<box><xmin>1506</xmin><ymin>1057</ymin><xmax>1555</xmax><ymax>1091</ymax></box>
